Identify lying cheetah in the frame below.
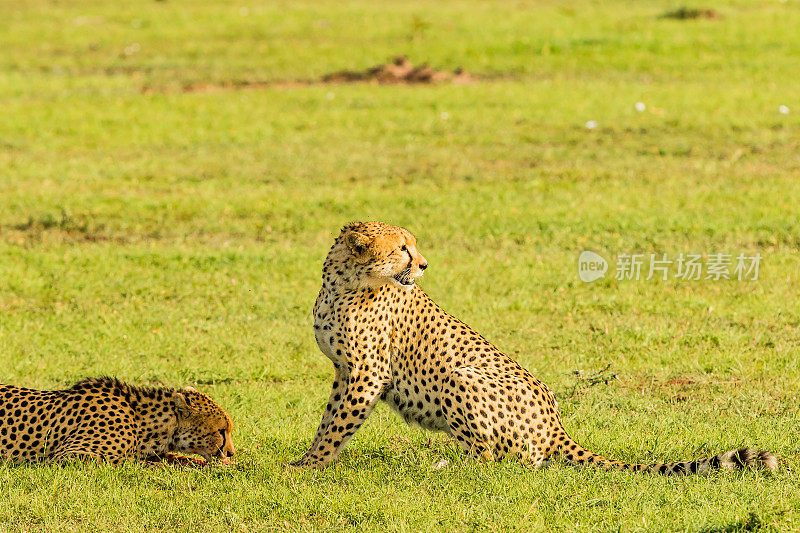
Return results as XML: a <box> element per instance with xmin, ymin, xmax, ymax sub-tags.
<box><xmin>0</xmin><ymin>377</ymin><xmax>235</xmax><ymax>465</ymax></box>
<box><xmin>293</xmin><ymin>221</ymin><xmax>777</xmax><ymax>474</ymax></box>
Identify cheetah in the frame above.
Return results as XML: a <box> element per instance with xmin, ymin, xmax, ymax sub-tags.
<box><xmin>0</xmin><ymin>377</ymin><xmax>235</xmax><ymax>465</ymax></box>
<box><xmin>293</xmin><ymin>221</ymin><xmax>777</xmax><ymax>475</ymax></box>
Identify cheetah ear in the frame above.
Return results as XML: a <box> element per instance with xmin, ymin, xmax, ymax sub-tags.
<box><xmin>344</xmin><ymin>231</ymin><xmax>371</xmax><ymax>256</ymax></box>
<box><xmin>173</xmin><ymin>392</ymin><xmax>193</xmax><ymax>415</ymax></box>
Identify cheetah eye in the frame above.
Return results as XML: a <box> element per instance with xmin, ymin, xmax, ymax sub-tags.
<box><xmin>400</xmin><ymin>244</ymin><xmax>408</xmax><ymax>252</ymax></box>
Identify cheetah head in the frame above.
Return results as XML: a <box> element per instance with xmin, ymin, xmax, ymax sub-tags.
<box><xmin>338</xmin><ymin>222</ymin><xmax>428</xmax><ymax>290</ymax></box>
<box><xmin>170</xmin><ymin>387</ymin><xmax>235</xmax><ymax>463</ymax></box>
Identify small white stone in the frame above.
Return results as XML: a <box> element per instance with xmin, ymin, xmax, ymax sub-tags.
<box><xmin>440</xmin><ymin>112</ymin><xmax>450</xmax><ymax>120</ymax></box>
<box><xmin>779</xmin><ymin>105</ymin><xmax>790</xmax><ymax>114</ymax></box>
<box><xmin>585</xmin><ymin>120</ymin><xmax>598</xmax><ymax>130</ymax></box>
<box><xmin>635</xmin><ymin>102</ymin><xmax>646</xmax><ymax>112</ymax></box>
<box><xmin>433</xmin><ymin>459</ymin><xmax>450</xmax><ymax>469</ymax></box>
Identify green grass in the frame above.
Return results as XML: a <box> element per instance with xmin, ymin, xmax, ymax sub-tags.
<box><xmin>1</xmin><ymin>0</ymin><xmax>799</xmax><ymax>530</ymax></box>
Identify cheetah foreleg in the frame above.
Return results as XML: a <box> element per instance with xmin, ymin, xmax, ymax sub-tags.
<box><xmin>295</xmin><ymin>369</ymin><xmax>386</xmax><ymax>468</ymax></box>
<box><xmin>292</xmin><ymin>364</ymin><xmax>349</xmax><ymax>465</ymax></box>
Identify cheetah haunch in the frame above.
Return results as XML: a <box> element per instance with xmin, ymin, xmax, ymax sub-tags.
<box><xmin>293</xmin><ymin>221</ymin><xmax>777</xmax><ymax>475</ymax></box>
<box><xmin>0</xmin><ymin>377</ymin><xmax>235</xmax><ymax>465</ymax></box>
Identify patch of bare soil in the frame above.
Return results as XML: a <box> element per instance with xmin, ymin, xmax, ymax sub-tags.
<box><xmin>661</xmin><ymin>7</ymin><xmax>720</xmax><ymax>19</ymax></box>
<box><xmin>666</xmin><ymin>377</ymin><xmax>696</xmax><ymax>386</ymax></box>
<box><xmin>322</xmin><ymin>56</ymin><xmax>473</xmax><ymax>85</ymax></box>
<box><xmin>171</xmin><ymin>56</ymin><xmax>474</xmax><ymax>94</ymax></box>
<box><xmin>160</xmin><ymin>56</ymin><xmax>477</xmax><ymax>95</ymax></box>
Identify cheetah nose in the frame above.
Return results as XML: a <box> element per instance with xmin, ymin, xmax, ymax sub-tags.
<box><xmin>419</xmin><ymin>260</ymin><xmax>428</xmax><ymax>271</ymax></box>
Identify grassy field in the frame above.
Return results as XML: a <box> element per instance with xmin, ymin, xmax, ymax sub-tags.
<box><xmin>1</xmin><ymin>0</ymin><xmax>799</xmax><ymax>530</ymax></box>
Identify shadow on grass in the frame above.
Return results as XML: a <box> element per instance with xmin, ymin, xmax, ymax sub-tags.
<box><xmin>4</xmin><ymin>209</ymin><xmax>118</xmax><ymax>244</ymax></box>
<box><xmin>660</xmin><ymin>7</ymin><xmax>720</xmax><ymax>20</ymax></box>
<box><xmin>699</xmin><ymin>512</ymin><xmax>772</xmax><ymax>533</ymax></box>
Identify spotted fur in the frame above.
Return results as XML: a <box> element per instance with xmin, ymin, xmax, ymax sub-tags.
<box><xmin>293</xmin><ymin>221</ymin><xmax>777</xmax><ymax>475</ymax></box>
<box><xmin>0</xmin><ymin>377</ymin><xmax>235</xmax><ymax>464</ymax></box>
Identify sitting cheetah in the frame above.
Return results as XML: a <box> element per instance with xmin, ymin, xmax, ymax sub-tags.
<box><xmin>0</xmin><ymin>377</ymin><xmax>235</xmax><ymax>465</ymax></box>
<box><xmin>293</xmin><ymin>222</ymin><xmax>777</xmax><ymax>474</ymax></box>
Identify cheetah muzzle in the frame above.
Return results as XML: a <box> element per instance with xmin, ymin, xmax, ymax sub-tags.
<box><xmin>393</xmin><ymin>267</ymin><xmax>415</xmax><ymax>287</ymax></box>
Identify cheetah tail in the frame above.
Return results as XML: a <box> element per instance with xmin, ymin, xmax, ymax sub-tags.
<box><xmin>554</xmin><ymin>432</ymin><xmax>778</xmax><ymax>476</ymax></box>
